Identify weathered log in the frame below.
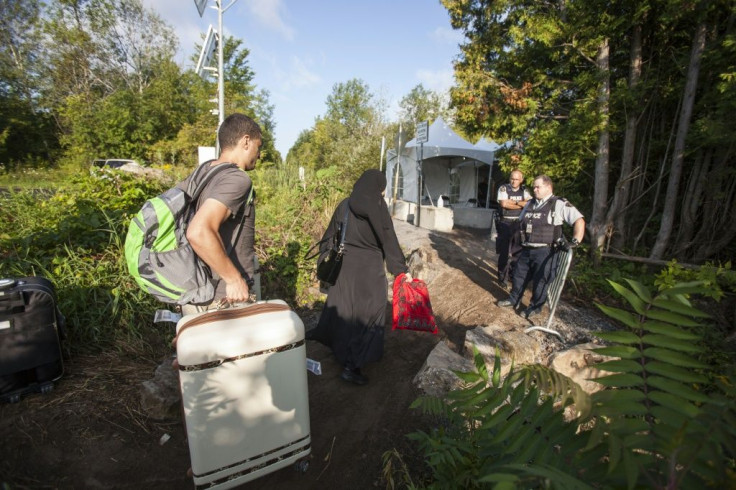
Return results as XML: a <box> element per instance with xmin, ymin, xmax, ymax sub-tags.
<box><xmin>601</xmin><ymin>252</ymin><xmax>698</xmax><ymax>269</ymax></box>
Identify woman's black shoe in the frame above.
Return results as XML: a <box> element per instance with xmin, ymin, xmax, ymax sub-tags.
<box><xmin>340</xmin><ymin>367</ymin><xmax>368</xmax><ymax>385</ymax></box>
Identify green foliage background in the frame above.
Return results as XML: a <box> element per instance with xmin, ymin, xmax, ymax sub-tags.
<box><xmin>2</xmin><ymin>1</ymin><xmax>735</xmax><ymax>486</ymax></box>
<box><xmin>0</xmin><ymin>165</ymin><xmax>348</xmax><ymax>355</ymax></box>
<box><xmin>386</xmin><ymin>280</ymin><xmax>736</xmax><ymax>489</ymax></box>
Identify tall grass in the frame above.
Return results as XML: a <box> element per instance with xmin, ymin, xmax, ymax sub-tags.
<box><xmin>0</xmin><ymin>164</ymin><xmax>348</xmax><ymax>356</ymax></box>
<box><xmin>1</xmin><ymin>169</ymin><xmax>172</xmax><ymax>355</ymax></box>
<box><xmin>2</xmin><ymin>164</ymin><xmax>733</xmax><ymax>360</ymax></box>
<box><xmin>254</xmin><ymin>165</ymin><xmax>348</xmax><ymax>305</ymax></box>
<box><xmin>0</xmin><ymin>165</ymin><xmax>77</xmax><ymax>191</ymax></box>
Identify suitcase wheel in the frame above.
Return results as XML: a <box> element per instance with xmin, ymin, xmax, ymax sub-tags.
<box><xmin>294</xmin><ymin>459</ymin><xmax>309</xmax><ymax>473</ymax></box>
<box><xmin>39</xmin><ymin>383</ymin><xmax>54</xmax><ymax>395</ymax></box>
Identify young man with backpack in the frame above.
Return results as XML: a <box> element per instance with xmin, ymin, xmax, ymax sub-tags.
<box><xmin>180</xmin><ymin>113</ymin><xmax>262</xmax><ymax>315</ymax></box>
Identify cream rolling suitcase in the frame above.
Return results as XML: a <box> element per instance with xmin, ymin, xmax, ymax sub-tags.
<box><xmin>175</xmin><ymin>300</ymin><xmax>311</xmax><ymax>489</ymax></box>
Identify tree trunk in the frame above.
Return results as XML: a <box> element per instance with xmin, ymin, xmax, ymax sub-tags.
<box><xmin>674</xmin><ymin>149</ymin><xmax>709</xmax><ymax>258</ymax></box>
<box><xmin>609</xmin><ymin>23</ymin><xmax>643</xmax><ymax>250</ymax></box>
<box><xmin>650</xmin><ymin>22</ymin><xmax>707</xmax><ymax>260</ymax></box>
<box><xmin>588</xmin><ymin>38</ymin><xmax>610</xmax><ymax>262</ymax></box>
<box><xmin>691</xmin><ymin>151</ymin><xmax>736</xmax><ymax>262</ymax></box>
<box><xmin>633</xmin><ymin>112</ymin><xmax>676</xmax><ymax>255</ymax></box>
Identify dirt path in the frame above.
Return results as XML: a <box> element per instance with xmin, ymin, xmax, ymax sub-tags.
<box><xmin>0</xmin><ymin>219</ymin><xmax>603</xmax><ymax>489</ymax></box>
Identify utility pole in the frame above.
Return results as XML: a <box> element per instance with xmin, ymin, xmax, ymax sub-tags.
<box><xmin>195</xmin><ymin>0</ymin><xmax>240</xmax><ymax>155</ymax></box>
<box><xmin>216</xmin><ymin>0</ymin><xmax>225</xmax><ymax>130</ymax></box>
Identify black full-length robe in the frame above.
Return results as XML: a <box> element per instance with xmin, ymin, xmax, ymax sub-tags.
<box><xmin>308</xmin><ymin>170</ymin><xmax>407</xmax><ymax>369</ymax></box>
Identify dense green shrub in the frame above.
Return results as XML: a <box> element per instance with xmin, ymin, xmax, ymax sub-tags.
<box><xmin>388</xmin><ymin>280</ymin><xmax>736</xmax><ymax>489</ymax></box>
<box><xmin>254</xmin><ymin>164</ymin><xmax>349</xmax><ymax>305</ymax></box>
<box><xmin>0</xmin><ymin>171</ymin><xmax>170</xmax><ymax>353</ymax></box>
<box><xmin>0</xmin><ymin>165</ymin><xmax>348</xmax><ymax>353</ymax></box>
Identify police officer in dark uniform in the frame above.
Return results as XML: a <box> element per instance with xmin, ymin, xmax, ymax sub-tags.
<box><xmin>497</xmin><ymin>175</ymin><xmax>585</xmax><ymax>320</ymax></box>
<box><xmin>495</xmin><ymin>169</ymin><xmax>531</xmax><ymax>284</ymax></box>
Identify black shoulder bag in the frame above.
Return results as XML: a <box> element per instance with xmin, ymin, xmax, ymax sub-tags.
<box><xmin>306</xmin><ymin>203</ymin><xmax>350</xmax><ymax>286</ymax></box>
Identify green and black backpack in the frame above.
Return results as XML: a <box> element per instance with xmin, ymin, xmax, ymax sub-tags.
<box><xmin>124</xmin><ymin>162</ymin><xmax>252</xmax><ymax>305</ymax></box>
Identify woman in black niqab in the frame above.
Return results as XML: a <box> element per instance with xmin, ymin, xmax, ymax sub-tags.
<box><xmin>308</xmin><ymin>169</ymin><xmax>409</xmax><ymax>385</ymax></box>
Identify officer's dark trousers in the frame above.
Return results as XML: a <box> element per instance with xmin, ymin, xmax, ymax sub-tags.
<box><xmin>507</xmin><ymin>246</ymin><xmax>557</xmax><ymax>311</ymax></box>
<box><xmin>496</xmin><ymin>219</ymin><xmax>521</xmax><ymax>281</ymax></box>
<box><xmin>496</xmin><ymin>220</ymin><xmax>511</xmax><ymax>276</ymax></box>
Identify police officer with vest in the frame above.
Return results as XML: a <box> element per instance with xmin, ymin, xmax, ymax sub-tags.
<box><xmin>495</xmin><ymin>169</ymin><xmax>532</xmax><ymax>284</ymax></box>
<box><xmin>497</xmin><ymin>175</ymin><xmax>585</xmax><ymax>320</ymax></box>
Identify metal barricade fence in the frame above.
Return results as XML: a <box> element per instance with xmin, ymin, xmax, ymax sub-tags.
<box><xmin>524</xmin><ymin>248</ymin><xmax>573</xmax><ymax>340</ymax></box>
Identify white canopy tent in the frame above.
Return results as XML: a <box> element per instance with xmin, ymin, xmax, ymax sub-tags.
<box><xmin>385</xmin><ymin>117</ymin><xmax>497</xmax><ymax>208</ymax></box>
<box><xmin>474</xmin><ymin>136</ymin><xmax>504</xmax><ymax>154</ymax></box>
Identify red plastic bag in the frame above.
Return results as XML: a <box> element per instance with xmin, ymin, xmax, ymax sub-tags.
<box><xmin>392</xmin><ymin>273</ymin><xmax>438</xmax><ymax>334</ymax></box>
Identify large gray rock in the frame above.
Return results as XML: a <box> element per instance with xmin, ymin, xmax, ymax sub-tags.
<box><xmin>406</xmin><ymin>247</ymin><xmax>446</xmax><ymax>285</ymax></box>
<box><xmin>140</xmin><ymin>358</ymin><xmax>181</xmax><ymax>420</ymax></box>
<box><xmin>413</xmin><ymin>341</ymin><xmax>475</xmax><ymax>397</ymax></box>
<box><xmin>463</xmin><ymin>324</ymin><xmax>542</xmax><ymax>379</ymax></box>
<box><xmin>548</xmin><ymin>342</ymin><xmax>615</xmax><ymax>395</ymax></box>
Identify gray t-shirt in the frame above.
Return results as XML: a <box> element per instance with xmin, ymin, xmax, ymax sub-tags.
<box><xmin>179</xmin><ymin>163</ymin><xmax>255</xmax><ymax>301</ymax></box>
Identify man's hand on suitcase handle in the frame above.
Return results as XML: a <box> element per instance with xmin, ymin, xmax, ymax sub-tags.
<box><xmin>224</xmin><ymin>276</ymin><xmax>251</xmax><ymax>305</ymax></box>
<box><xmin>217</xmin><ymin>294</ymin><xmax>257</xmax><ymax>310</ymax></box>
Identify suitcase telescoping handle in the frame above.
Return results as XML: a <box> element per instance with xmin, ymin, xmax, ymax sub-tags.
<box><xmin>172</xmin><ymin>302</ymin><xmax>290</xmax><ymax>347</ymax></box>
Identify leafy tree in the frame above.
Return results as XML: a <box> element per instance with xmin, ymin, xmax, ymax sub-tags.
<box><xmin>397</xmin><ymin>83</ymin><xmax>453</xmax><ymax>138</ymax></box>
<box><xmin>189</xmin><ymin>35</ymin><xmax>280</xmax><ymax>166</ymax></box>
<box><xmin>40</xmin><ymin>0</ymin><xmax>186</xmax><ymax>167</ymax></box>
<box><xmin>0</xmin><ymin>0</ymin><xmax>58</xmax><ymax>167</ymax></box>
<box><xmin>86</xmin><ymin>0</ymin><xmax>178</xmax><ymax>94</ymax></box>
<box><xmin>442</xmin><ymin>0</ymin><xmax>736</xmax><ymax>263</ymax></box>
<box><xmin>325</xmin><ymin>78</ymin><xmax>375</xmax><ymax>138</ymax></box>
<box><xmin>287</xmin><ymin>79</ymin><xmax>386</xmax><ymax>183</ymax></box>
<box><xmin>286</xmin><ymin>128</ymin><xmax>319</xmax><ymax>171</ymax></box>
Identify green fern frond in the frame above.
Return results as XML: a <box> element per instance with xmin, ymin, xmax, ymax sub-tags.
<box><xmin>609</xmin><ymin>279</ymin><xmax>648</xmax><ymax>315</ymax></box>
<box><xmin>592</xmin><ymin>388</ymin><xmax>647</xmax><ymax>405</ymax></box>
<box><xmin>592</xmin><ymin>398</ymin><xmax>649</xmax><ymax>417</ymax></box>
<box><xmin>473</xmin><ymin>344</ymin><xmax>490</xmax><ymax>381</ymax></box>
<box><xmin>491</xmin><ymin>348</ymin><xmax>502</xmax><ymax>387</ymax></box>
<box><xmin>658</xmin><ymin>280</ymin><xmax>709</xmax><ymax>296</ymax></box>
<box><xmin>643</xmin><ymin>347</ymin><xmax>709</xmax><ymax>368</ymax></box>
<box><xmin>651</xmin><ymin>296</ymin><xmax>711</xmax><ymax>318</ymax></box>
<box><xmin>623</xmin><ymin>277</ymin><xmax>653</xmax><ymax>303</ymax></box>
<box><xmin>647</xmin><ymin>391</ymin><xmax>701</xmax><ymax>417</ymax></box>
<box><xmin>409</xmin><ymin>395</ymin><xmax>455</xmax><ymax>421</ymax></box>
<box><xmin>593</xmin><ymin>373</ymin><xmax>644</xmax><ymax>388</ymax></box>
<box><xmin>649</xmin><ymin>405</ymin><xmax>691</xmax><ymax>430</ymax></box>
<box><xmin>494</xmin><ymin>463</ymin><xmax>595</xmax><ymax>490</ymax></box>
<box><xmin>596</xmin><ymin>304</ymin><xmax>642</xmax><ymax>329</ymax></box>
<box><xmin>402</xmin><ymin>279</ymin><xmax>734</xmax><ymax>489</ymax></box>
<box><xmin>595</xmin><ymin>279</ymin><xmax>736</xmax><ymax>487</ymax></box>
<box><xmin>646</xmin><ymin>376</ymin><xmax>711</xmax><ymax>403</ymax></box>
<box><xmin>640</xmin><ymin>333</ymin><xmax>703</xmax><ymax>350</ymax></box>
<box><xmin>591</xmin><ymin>344</ymin><xmax>639</xmax><ymax>358</ymax></box>
<box><xmin>644</xmin><ymin>308</ymin><xmax>704</xmax><ymax>327</ymax></box>
<box><xmin>640</xmin><ymin>320</ymin><xmax>701</xmax><ymax>338</ymax></box>
<box><xmin>643</xmin><ymin>360</ymin><xmax>709</xmax><ymax>383</ymax></box>
<box><xmin>516</xmin><ymin>363</ymin><xmax>593</xmax><ymax>417</ymax></box>
<box><xmin>408</xmin><ymin>348</ymin><xmax>589</xmax><ymax>488</ymax></box>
